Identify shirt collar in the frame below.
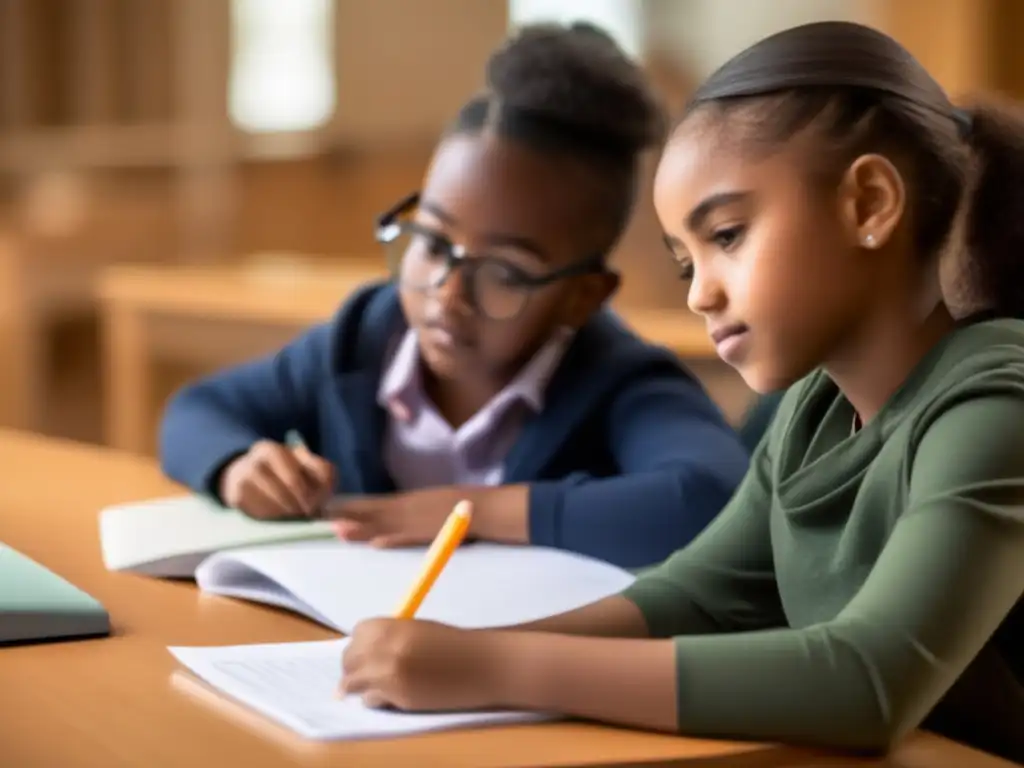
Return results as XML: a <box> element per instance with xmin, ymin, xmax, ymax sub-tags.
<box><xmin>376</xmin><ymin>326</ymin><xmax>574</xmax><ymax>419</ymax></box>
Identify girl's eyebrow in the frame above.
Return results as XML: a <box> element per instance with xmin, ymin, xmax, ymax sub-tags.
<box><xmin>685</xmin><ymin>190</ymin><xmax>752</xmax><ymax>232</ymax></box>
<box><xmin>420</xmin><ymin>197</ymin><xmax>550</xmax><ymax>263</ymax></box>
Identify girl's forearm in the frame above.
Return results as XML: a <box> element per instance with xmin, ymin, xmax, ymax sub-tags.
<box><xmin>486</xmin><ymin>631</ymin><xmax>678</xmax><ymax>732</ymax></box>
<box><xmin>512</xmin><ymin>595</ymin><xmax>651</xmax><ymax>637</ymax></box>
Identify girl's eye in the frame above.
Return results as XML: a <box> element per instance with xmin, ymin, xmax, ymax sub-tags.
<box><xmin>677</xmin><ymin>262</ymin><xmax>694</xmax><ymax>281</ymax></box>
<box><xmin>425</xmin><ymin>234</ymin><xmax>450</xmax><ymax>257</ymax></box>
<box><xmin>409</xmin><ymin>229</ymin><xmax>450</xmax><ymax>259</ymax></box>
<box><xmin>479</xmin><ymin>261</ymin><xmax>527</xmax><ymax>288</ymax></box>
<box><xmin>711</xmin><ymin>224</ymin><xmax>745</xmax><ymax>251</ymax></box>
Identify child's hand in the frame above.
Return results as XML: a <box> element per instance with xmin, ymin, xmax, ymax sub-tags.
<box><xmin>219</xmin><ymin>440</ymin><xmax>335</xmax><ymax>519</ymax></box>
<box><xmin>326</xmin><ymin>488</ymin><xmax>466</xmax><ymax>547</ymax></box>
<box><xmin>341</xmin><ymin>618</ymin><xmax>505</xmax><ymax>711</ymax></box>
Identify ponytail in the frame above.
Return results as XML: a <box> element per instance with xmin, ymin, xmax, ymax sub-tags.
<box><xmin>962</xmin><ymin>99</ymin><xmax>1024</xmax><ymax>318</ymax></box>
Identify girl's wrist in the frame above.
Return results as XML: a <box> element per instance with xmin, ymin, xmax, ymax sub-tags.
<box><xmin>477</xmin><ymin>629</ymin><xmax>553</xmax><ymax>711</ymax></box>
<box><xmin>464</xmin><ymin>485</ymin><xmax>530</xmax><ymax>543</ymax></box>
<box><xmin>473</xmin><ymin>628</ymin><xmax>680</xmax><ymax>732</ymax></box>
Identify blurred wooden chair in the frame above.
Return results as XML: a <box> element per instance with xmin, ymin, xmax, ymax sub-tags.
<box><xmin>98</xmin><ymin>255</ymin><xmax>387</xmax><ymax>454</ymax></box>
<box><xmin>0</xmin><ymin>172</ymin><xmax>177</xmax><ymax>433</ymax></box>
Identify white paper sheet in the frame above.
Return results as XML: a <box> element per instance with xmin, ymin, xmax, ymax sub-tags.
<box><xmin>195</xmin><ymin>540</ymin><xmax>636</xmax><ymax>633</ymax></box>
<box><xmin>169</xmin><ymin>639</ymin><xmax>551</xmax><ymax>740</ymax></box>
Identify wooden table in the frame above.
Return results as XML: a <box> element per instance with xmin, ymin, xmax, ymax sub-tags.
<box><xmin>97</xmin><ymin>262</ymin><xmax>715</xmax><ymax>455</ymax></box>
<box><xmin>0</xmin><ymin>429</ymin><xmax>1012</xmax><ymax>767</ymax></box>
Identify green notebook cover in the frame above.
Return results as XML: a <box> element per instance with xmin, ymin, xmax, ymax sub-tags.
<box><xmin>0</xmin><ymin>544</ymin><xmax>110</xmax><ymax>644</ymax></box>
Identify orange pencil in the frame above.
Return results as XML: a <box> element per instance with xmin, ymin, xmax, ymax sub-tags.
<box><xmin>393</xmin><ymin>500</ymin><xmax>473</xmax><ymax>619</ymax></box>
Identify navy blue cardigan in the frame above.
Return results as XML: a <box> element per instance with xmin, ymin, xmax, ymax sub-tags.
<box><xmin>159</xmin><ymin>282</ymin><xmax>749</xmax><ymax>568</ymax></box>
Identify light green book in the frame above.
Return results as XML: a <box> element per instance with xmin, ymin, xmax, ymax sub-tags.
<box><xmin>0</xmin><ymin>544</ymin><xmax>110</xmax><ymax>644</ymax></box>
<box><xmin>99</xmin><ymin>495</ymin><xmax>336</xmax><ymax>578</ymax></box>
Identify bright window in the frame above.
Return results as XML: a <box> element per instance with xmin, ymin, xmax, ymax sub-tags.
<box><xmin>228</xmin><ymin>0</ymin><xmax>336</xmax><ymax>133</ymax></box>
<box><xmin>507</xmin><ymin>0</ymin><xmax>643</xmax><ymax>59</ymax></box>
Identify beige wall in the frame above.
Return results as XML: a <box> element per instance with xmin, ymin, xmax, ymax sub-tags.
<box><xmin>869</xmin><ymin>0</ymin><xmax>991</xmax><ymax>99</ymax></box>
<box><xmin>333</xmin><ymin>0</ymin><xmax>508</xmax><ymax>147</ymax></box>
<box><xmin>644</xmin><ymin>0</ymin><xmax>993</xmax><ymax>100</ymax></box>
<box><xmin>645</xmin><ymin>0</ymin><xmax>875</xmax><ymax>76</ymax></box>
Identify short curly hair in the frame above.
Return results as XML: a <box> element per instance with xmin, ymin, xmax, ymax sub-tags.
<box><xmin>447</xmin><ymin>22</ymin><xmax>665</xmax><ymax>249</ymax></box>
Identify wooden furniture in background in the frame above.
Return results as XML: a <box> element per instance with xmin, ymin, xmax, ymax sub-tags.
<box><xmin>91</xmin><ymin>259</ymin><xmax>717</xmax><ymax>453</ymax></box>
<box><xmin>0</xmin><ymin>150</ymin><xmax>434</xmax><ymax>439</ymax></box>
<box><xmin>870</xmin><ymin>0</ymin><xmax>993</xmax><ymax>99</ymax></box>
<box><xmin>0</xmin><ymin>0</ymin><xmax>239</xmax><ymax>260</ymax></box>
<box><xmin>0</xmin><ymin>0</ymin><xmax>507</xmax><ymax>257</ymax></box>
<box><xmin>98</xmin><ymin>259</ymin><xmax>389</xmax><ymax>454</ymax></box>
<box><xmin>97</xmin><ymin>261</ymin><xmax>716</xmax><ymax>455</ymax></box>
<box><xmin>0</xmin><ymin>429</ymin><xmax>1014</xmax><ymax>767</ymax></box>
<box><xmin>0</xmin><ymin>178</ymin><xmax>180</xmax><ymax>434</ymax></box>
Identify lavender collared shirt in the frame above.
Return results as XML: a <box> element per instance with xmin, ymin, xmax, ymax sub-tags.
<box><xmin>377</xmin><ymin>328</ymin><xmax>572</xmax><ymax>490</ymax></box>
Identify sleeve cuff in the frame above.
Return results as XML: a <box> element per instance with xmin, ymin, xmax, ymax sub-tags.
<box><xmin>526</xmin><ymin>473</ymin><xmax>590</xmax><ymax>547</ymax></box>
<box><xmin>198</xmin><ymin>449</ymin><xmax>250</xmax><ymax>501</ymax></box>
<box><xmin>620</xmin><ymin>574</ymin><xmax>682</xmax><ymax>638</ymax></box>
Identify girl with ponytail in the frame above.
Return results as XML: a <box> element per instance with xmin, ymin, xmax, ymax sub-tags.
<box><xmin>341</xmin><ymin>22</ymin><xmax>1024</xmax><ymax>762</ymax></box>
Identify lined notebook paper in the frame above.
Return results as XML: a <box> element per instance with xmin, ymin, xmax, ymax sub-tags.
<box><xmin>169</xmin><ymin>639</ymin><xmax>551</xmax><ymax>740</ymax></box>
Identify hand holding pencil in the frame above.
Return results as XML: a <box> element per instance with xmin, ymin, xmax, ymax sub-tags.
<box><xmin>341</xmin><ymin>500</ymin><xmax>507</xmax><ymax>712</ymax></box>
<box><xmin>219</xmin><ymin>436</ymin><xmax>335</xmax><ymax>519</ymax></box>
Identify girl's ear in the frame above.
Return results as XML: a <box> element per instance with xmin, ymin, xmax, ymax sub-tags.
<box><xmin>836</xmin><ymin>153</ymin><xmax>906</xmax><ymax>250</ymax></box>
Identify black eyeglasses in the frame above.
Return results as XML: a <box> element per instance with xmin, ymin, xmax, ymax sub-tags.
<box><xmin>375</xmin><ymin>192</ymin><xmax>607</xmax><ymax>321</ymax></box>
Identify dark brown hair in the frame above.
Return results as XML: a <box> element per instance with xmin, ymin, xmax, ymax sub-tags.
<box><xmin>681</xmin><ymin>21</ymin><xmax>1024</xmax><ymax>317</ymax></box>
<box><xmin>449</xmin><ymin>22</ymin><xmax>665</xmax><ymax>247</ymax></box>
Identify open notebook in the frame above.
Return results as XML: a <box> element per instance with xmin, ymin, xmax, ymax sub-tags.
<box><xmin>99</xmin><ymin>495</ymin><xmax>336</xmax><ymax>577</ymax></box>
<box><xmin>195</xmin><ymin>539</ymin><xmax>635</xmax><ymax>634</ymax></box>
<box><xmin>100</xmin><ymin>495</ymin><xmax>636</xmax><ymax>633</ymax></box>
<box><xmin>170</xmin><ymin>639</ymin><xmax>552</xmax><ymax>740</ymax></box>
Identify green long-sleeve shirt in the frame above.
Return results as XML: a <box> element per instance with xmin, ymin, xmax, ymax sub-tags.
<box><xmin>623</xmin><ymin>319</ymin><xmax>1024</xmax><ymax>761</ymax></box>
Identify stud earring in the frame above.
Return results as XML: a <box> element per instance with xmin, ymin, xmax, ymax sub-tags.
<box><xmin>863</xmin><ymin>234</ymin><xmax>877</xmax><ymax>248</ymax></box>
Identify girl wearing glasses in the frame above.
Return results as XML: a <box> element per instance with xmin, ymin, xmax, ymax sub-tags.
<box><xmin>159</xmin><ymin>22</ymin><xmax>749</xmax><ymax>569</ymax></box>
